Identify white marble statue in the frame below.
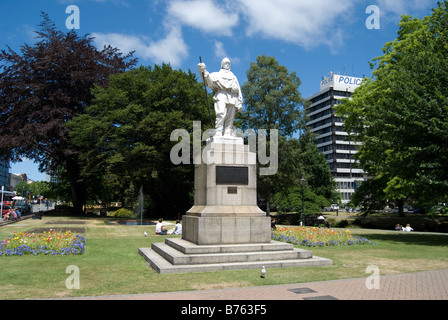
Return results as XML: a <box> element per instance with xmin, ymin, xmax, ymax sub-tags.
<box><xmin>198</xmin><ymin>58</ymin><xmax>243</xmax><ymax>137</ymax></box>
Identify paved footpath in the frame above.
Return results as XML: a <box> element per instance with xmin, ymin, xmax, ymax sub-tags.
<box><xmin>72</xmin><ymin>269</ymin><xmax>448</xmax><ymax>300</ymax></box>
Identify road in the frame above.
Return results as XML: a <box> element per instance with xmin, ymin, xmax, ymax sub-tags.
<box><xmin>31</xmin><ymin>201</ymin><xmax>55</xmax><ymax>213</ymax></box>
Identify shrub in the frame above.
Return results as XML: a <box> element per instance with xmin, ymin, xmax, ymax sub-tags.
<box><xmin>335</xmin><ymin>220</ymin><xmax>349</xmax><ymax>228</ymax></box>
<box><xmin>110</xmin><ymin>208</ymin><xmax>134</xmax><ymax>218</ymax></box>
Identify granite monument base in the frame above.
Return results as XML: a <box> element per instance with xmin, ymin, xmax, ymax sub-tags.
<box><xmin>182</xmin><ymin>215</ymin><xmax>271</xmax><ymax>245</ymax></box>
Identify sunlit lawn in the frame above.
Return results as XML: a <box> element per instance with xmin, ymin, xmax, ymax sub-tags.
<box><xmin>1</xmin><ymin>215</ymin><xmax>447</xmax><ymax>299</ymax></box>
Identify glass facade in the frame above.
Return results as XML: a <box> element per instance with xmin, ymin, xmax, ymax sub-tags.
<box><xmin>0</xmin><ymin>158</ymin><xmax>10</xmax><ymax>190</ymax></box>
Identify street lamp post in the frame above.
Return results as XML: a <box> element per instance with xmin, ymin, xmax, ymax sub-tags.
<box><xmin>1</xmin><ymin>186</ymin><xmax>4</xmax><ymax>222</ymax></box>
<box><xmin>300</xmin><ymin>178</ymin><xmax>306</xmax><ymax>227</ymax></box>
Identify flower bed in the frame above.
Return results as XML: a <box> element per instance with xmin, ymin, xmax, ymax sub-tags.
<box><xmin>0</xmin><ymin>230</ymin><xmax>86</xmax><ymax>256</ymax></box>
<box><xmin>272</xmin><ymin>226</ymin><xmax>376</xmax><ymax>247</ymax></box>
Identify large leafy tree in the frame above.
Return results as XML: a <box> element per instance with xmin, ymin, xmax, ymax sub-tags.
<box><xmin>237</xmin><ymin>55</ymin><xmax>335</xmax><ymax>214</ymax></box>
<box><xmin>270</xmin><ymin>132</ymin><xmax>338</xmax><ymax>215</ymax></box>
<box><xmin>69</xmin><ymin>65</ymin><xmax>210</xmax><ymax>218</ymax></box>
<box><xmin>237</xmin><ymin>55</ymin><xmax>305</xmax><ymax>214</ymax></box>
<box><xmin>335</xmin><ymin>2</ymin><xmax>448</xmax><ymax>215</ymax></box>
<box><xmin>238</xmin><ymin>55</ymin><xmax>305</xmax><ymax>136</ymax></box>
<box><xmin>0</xmin><ymin>13</ymin><xmax>136</xmax><ymax>214</ymax></box>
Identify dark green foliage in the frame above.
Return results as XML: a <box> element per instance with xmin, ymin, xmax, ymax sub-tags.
<box><xmin>238</xmin><ymin>55</ymin><xmax>305</xmax><ymax>137</ymax></box>
<box><xmin>69</xmin><ymin>65</ymin><xmax>210</xmax><ymax>218</ymax></box>
<box><xmin>335</xmin><ymin>2</ymin><xmax>448</xmax><ymax>214</ymax></box>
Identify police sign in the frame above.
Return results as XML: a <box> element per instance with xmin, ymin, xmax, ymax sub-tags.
<box><xmin>320</xmin><ymin>74</ymin><xmax>363</xmax><ymax>91</ymax></box>
<box><xmin>337</xmin><ymin>76</ymin><xmax>362</xmax><ymax>86</ymax></box>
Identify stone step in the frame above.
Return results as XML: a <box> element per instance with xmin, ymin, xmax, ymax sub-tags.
<box><xmin>165</xmin><ymin>238</ymin><xmax>295</xmax><ymax>254</ymax></box>
<box><xmin>138</xmin><ymin>247</ymin><xmax>333</xmax><ymax>274</ymax></box>
<box><xmin>151</xmin><ymin>242</ymin><xmax>312</xmax><ymax>265</ymax></box>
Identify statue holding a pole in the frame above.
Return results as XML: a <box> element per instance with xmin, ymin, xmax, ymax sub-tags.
<box><xmin>198</xmin><ymin>57</ymin><xmax>243</xmax><ymax>137</ymax></box>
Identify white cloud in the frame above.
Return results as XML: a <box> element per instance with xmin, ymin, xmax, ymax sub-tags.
<box><xmin>236</xmin><ymin>0</ymin><xmax>356</xmax><ymax>50</ymax></box>
<box><xmin>163</xmin><ymin>0</ymin><xmax>359</xmax><ymax>56</ymax></box>
<box><xmin>92</xmin><ymin>25</ymin><xmax>188</xmax><ymax>67</ymax></box>
<box><xmin>145</xmin><ymin>25</ymin><xmax>189</xmax><ymax>67</ymax></box>
<box><xmin>167</xmin><ymin>0</ymin><xmax>239</xmax><ymax>36</ymax></box>
<box><xmin>214</xmin><ymin>40</ymin><xmax>227</xmax><ymax>59</ymax></box>
<box><xmin>362</xmin><ymin>0</ymin><xmax>440</xmax><ymax>27</ymax></box>
<box><xmin>213</xmin><ymin>40</ymin><xmax>240</xmax><ymax>65</ymax></box>
<box><xmin>90</xmin><ymin>0</ymin><xmax>438</xmax><ymax>68</ymax></box>
<box><xmin>376</xmin><ymin>0</ymin><xmax>436</xmax><ymax>15</ymax></box>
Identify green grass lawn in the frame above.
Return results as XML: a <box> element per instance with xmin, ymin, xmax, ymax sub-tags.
<box><xmin>1</xmin><ymin>215</ymin><xmax>447</xmax><ymax>299</ymax></box>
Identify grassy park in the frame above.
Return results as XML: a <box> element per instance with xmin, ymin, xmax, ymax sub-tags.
<box><xmin>1</xmin><ymin>213</ymin><xmax>448</xmax><ymax>300</ymax></box>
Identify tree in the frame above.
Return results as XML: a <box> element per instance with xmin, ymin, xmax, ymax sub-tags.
<box><xmin>335</xmin><ymin>2</ymin><xmax>448</xmax><ymax>215</ymax></box>
<box><xmin>14</xmin><ymin>181</ymin><xmax>51</xmax><ymax>201</ymax></box>
<box><xmin>270</xmin><ymin>132</ymin><xmax>338</xmax><ymax>215</ymax></box>
<box><xmin>299</xmin><ymin>131</ymin><xmax>338</xmax><ymax>202</ymax></box>
<box><xmin>237</xmin><ymin>55</ymin><xmax>315</xmax><ymax>215</ymax></box>
<box><xmin>238</xmin><ymin>55</ymin><xmax>305</xmax><ymax>137</ymax></box>
<box><xmin>69</xmin><ymin>65</ymin><xmax>210</xmax><ymax>218</ymax></box>
<box><xmin>271</xmin><ymin>186</ymin><xmax>329</xmax><ymax>215</ymax></box>
<box><xmin>0</xmin><ymin>13</ymin><xmax>136</xmax><ymax>214</ymax></box>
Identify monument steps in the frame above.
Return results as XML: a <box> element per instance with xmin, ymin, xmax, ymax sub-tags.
<box><xmin>138</xmin><ymin>238</ymin><xmax>333</xmax><ymax>274</ymax></box>
<box><xmin>151</xmin><ymin>242</ymin><xmax>312</xmax><ymax>265</ymax></box>
<box><xmin>165</xmin><ymin>238</ymin><xmax>294</xmax><ymax>254</ymax></box>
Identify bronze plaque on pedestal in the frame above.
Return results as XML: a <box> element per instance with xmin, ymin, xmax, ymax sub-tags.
<box><xmin>216</xmin><ymin>166</ymin><xmax>248</xmax><ymax>185</ymax></box>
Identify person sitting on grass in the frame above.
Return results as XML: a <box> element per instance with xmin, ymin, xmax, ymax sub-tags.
<box><xmin>9</xmin><ymin>208</ymin><xmax>17</xmax><ymax>221</ymax></box>
<box><xmin>173</xmin><ymin>220</ymin><xmax>182</xmax><ymax>235</ymax></box>
<box><xmin>155</xmin><ymin>218</ymin><xmax>167</xmax><ymax>235</ymax></box>
<box><xmin>14</xmin><ymin>207</ymin><xmax>21</xmax><ymax>220</ymax></box>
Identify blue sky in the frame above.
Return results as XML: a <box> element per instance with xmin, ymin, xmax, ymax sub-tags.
<box><xmin>1</xmin><ymin>0</ymin><xmax>440</xmax><ymax>181</ymax></box>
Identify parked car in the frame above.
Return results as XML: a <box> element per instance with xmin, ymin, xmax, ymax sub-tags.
<box><xmin>391</xmin><ymin>207</ymin><xmax>409</xmax><ymax>213</ymax></box>
<box><xmin>13</xmin><ymin>200</ymin><xmax>32</xmax><ymax>215</ymax></box>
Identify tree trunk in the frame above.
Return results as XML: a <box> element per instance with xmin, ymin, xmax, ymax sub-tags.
<box><xmin>397</xmin><ymin>199</ymin><xmax>405</xmax><ymax>217</ymax></box>
<box><xmin>69</xmin><ymin>178</ymin><xmax>86</xmax><ymax>215</ymax></box>
<box><xmin>66</xmin><ymin>159</ymin><xmax>86</xmax><ymax>216</ymax></box>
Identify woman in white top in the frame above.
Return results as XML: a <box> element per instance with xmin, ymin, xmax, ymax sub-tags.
<box><xmin>155</xmin><ymin>218</ymin><xmax>167</xmax><ymax>235</ymax></box>
<box><xmin>173</xmin><ymin>220</ymin><xmax>182</xmax><ymax>235</ymax></box>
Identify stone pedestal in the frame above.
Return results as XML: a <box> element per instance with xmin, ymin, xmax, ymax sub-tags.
<box><xmin>183</xmin><ymin>137</ymin><xmax>270</xmax><ymax>245</ymax></box>
<box><xmin>182</xmin><ymin>216</ymin><xmax>271</xmax><ymax>245</ymax></box>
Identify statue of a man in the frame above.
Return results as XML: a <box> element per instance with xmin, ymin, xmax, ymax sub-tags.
<box><xmin>198</xmin><ymin>58</ymin><xmax>243</xmax><ymax>137</ymax></box>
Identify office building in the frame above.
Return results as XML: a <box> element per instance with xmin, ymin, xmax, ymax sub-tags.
<box><xmin>306</xmin><ymin>73</ymin><xmax>365</xmax><ymax>205</ymax></box>
<box><xmin>0</xmin><ymin>158</ymin><xmax>10</xmax><ymax>190</ymax></box>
